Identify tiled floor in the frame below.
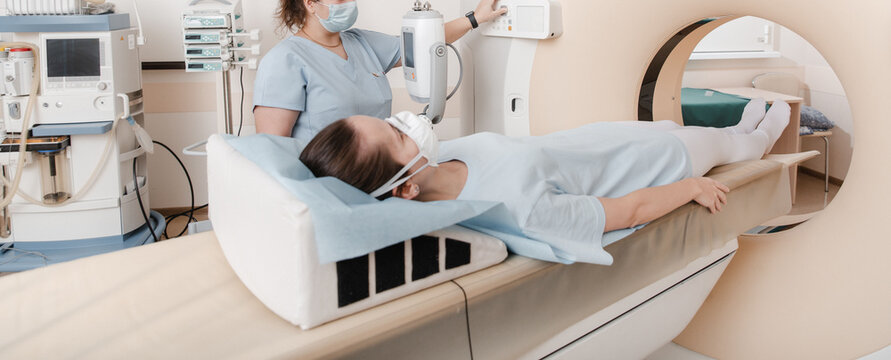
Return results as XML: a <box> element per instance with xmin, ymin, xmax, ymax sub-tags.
<box><xmin>649</xmin><ymin>339</ymin><xmax>891</xmax><ymax>359</ymax></box>
<box><xmin>789</xmin><ymin>170</ymin><xmax>841</xmax><ymax>216</ymax></box>
<box><xmin>647</xmin><ymin>342</ymin><xmax>715</xmax><ymax>360</ymax></box>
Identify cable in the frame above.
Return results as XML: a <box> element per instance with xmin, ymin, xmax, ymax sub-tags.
<box><xmin>237</xmin><ymin>67</ymin><xmax>245</xmax><ymax>136</ymax></box>
<box><xmin>422</xmin><ymin>43</ymin><xmax>464</xmax><ymax>116</ymax></box>
<box><xmin>133</xmin><ymin>159</ymin><xmax>157</xmax><ymax>245</ymax></box>
<box><xmin>152</xmin><ymin>141</ymin><xmax>196</xmax><ymax>239</ymax></box>
<box><xmin>164</xmin><ymin>204</ymin><xmax>208</xmax><ymax>224</ymax></box>
<box><xmin>163</xmin><ymin>204</ymin><xmax>208</xmax><ymax>238</ymax></box>
<box><xmin>445</xmin><ymin>43</ymin><xmax>464</xmax><ymax>101</ymax></box>
<box><xmin>452</xmin><ymin>280</ymin><xmax>475</xmax><ymax>360</ymax></box>
<box><xmin>131</xmin><ymin>0</ymin><xmax>147</xmax><ymax>45</ymax></box>
<box><xmin>0</xmin><ymin>247</ymin><xmax>48</xmax><ymax>267</ymax></box>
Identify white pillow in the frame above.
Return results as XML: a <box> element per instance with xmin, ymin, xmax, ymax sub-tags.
<box><xmin>206</xmin><ymin>135</ymin><xmax>508</xmax><ymax>329</ymax></box>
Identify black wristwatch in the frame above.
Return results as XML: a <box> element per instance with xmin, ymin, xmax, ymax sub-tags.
<box><xmin>465</xmin><ymin>10</ymin><xmax>479</xmax><ymax>29</ymax></box>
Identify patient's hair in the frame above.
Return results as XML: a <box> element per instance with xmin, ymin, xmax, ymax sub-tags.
<box><xmin>277</xmin><ymin>0</ymin><xmax>309</xmax><ymax>32</ymax></box>
<box><xmin>299</xmin><ymin>119</ymin><xmax>402</xmax><ymax>199</ymax></box>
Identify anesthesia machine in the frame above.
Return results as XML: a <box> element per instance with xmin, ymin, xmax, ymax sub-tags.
<box><xmin>0</xmin><ymin>4</ymin><xmax>164</xmax><ymax>271</ymax></box>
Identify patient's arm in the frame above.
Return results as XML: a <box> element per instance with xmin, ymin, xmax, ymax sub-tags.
<box><xmin>599</xmin><ymin>178</ymin><xmax>729</xmax><ymax>232</ymax></box>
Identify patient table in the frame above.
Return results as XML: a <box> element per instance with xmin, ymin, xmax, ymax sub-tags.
<box><xmin>0</xmin><ymin>156</ymin><xmax>791</xmax><ymax>359</ymax></box>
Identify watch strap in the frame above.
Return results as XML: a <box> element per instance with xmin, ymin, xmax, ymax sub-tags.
<box><xmin>465</xmin><ymin>11</ymin><xmax>479</xmax><ymax>29</ymax></box>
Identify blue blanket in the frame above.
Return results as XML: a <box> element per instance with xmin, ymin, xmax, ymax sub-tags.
<box><xmin>224</xmin><ymin>135</ymin><xmax>573</xmax><ymax>264</ymax></box>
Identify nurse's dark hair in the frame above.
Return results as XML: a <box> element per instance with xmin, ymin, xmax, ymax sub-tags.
<box><xmin>300</xmin><ymin>119</ymin><xmax>403</xmax><ymax>200</ymax></box>
<box><xmin>277</xmin><ymin>0</ymin><xmax>309</xmax><ymax>32</ymax></box>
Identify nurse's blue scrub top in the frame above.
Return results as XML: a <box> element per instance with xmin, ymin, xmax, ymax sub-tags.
<box><xmin>253</xmin><ymin>29</ymin><xmax>401</xmax><ymax>144</ymax></box>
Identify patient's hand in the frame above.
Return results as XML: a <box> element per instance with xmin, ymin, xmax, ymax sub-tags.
<box><xmin>689</xmin><ymin>177</ymin><xmax>730</xmax><ymax>214</ymax></box>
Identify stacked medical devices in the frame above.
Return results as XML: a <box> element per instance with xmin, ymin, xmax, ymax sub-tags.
<box><xmin>182</xmin><ymin>0</ymin><xmax>260</xmax><ymax>73</ymax></box>
<box><xmin>181</xmin><ymin>0</ymin><xmax>260</xmax><ymax>138</ymax></box>
<box><xmin>0</xmin><ymin>12</ymin><xmax>164</xmax><ymax>271</ymax></box>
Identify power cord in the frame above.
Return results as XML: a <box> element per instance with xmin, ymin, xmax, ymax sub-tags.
<box><xmin>237</xmin><ymin>67</ymin><xmax>245</xmax><ymax>136</ymax></box>
<box><xmin>152</xmin><ymin>141</ymin><xmax>197</xmax><ymax>239</ymax></box>
<box><xmin>132</xmin><ymin>159</ymin><xmax>157</xmax><ymax>245</ymax></box>
<box><xmin>164</xmin><ymin>204</ymin><xmax>208</xmax><ymax>230</ymax></box>
<box><xmin>0</xmin><ymin>248</ymin><xmax>48</xmax><ymax>267</ymax></box>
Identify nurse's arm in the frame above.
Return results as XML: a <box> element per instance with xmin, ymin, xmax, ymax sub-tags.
<box><xmin>444</xmin><ymin>0</ymin><xmax>508</xmax><ymax>44</ymax></box>
<box><xmin>599</xmin><ymin>177</ymin><xmax>729</xmax><ymax>232</ymax></box>
<box><xmin>254</xmin><ymin>106</ymin><xmax>299</xmax><ymax>137</ymax></box>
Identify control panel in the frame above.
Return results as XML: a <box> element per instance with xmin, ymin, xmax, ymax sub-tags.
<box><xmin>482</xmin><ymin>0</ymin><xmax>563</xmax><ymax>39</ymax></box>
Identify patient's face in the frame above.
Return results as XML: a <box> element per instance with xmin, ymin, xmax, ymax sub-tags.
<box><xmin>346</xmin><ymin>115</ymin><xmax>422</xmax><ymax>170</ymax></box>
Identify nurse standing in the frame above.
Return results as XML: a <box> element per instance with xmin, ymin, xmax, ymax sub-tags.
<box><xmin>254</xmin><ymin>0</ymin><xmax>506</xmax><ymax>143</ymax></box>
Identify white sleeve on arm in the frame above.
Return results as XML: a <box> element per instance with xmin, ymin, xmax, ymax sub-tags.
<box><xmin>521</xmin><ymin>190</ymin><xmax>615</xmax><ymax>265</ymax></box>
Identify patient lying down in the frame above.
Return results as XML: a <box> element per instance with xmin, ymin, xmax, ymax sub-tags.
<box><xmin>299</xmin><ymin>99</ymin><xmax>789</xmax><ymax>264</ymax></box>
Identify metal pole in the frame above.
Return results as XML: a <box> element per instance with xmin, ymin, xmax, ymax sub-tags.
<box><xmin>221</xmin><ymin>70</ymin><xmax>234</xmax><ymax>134</ymax></box>
<box><xmin>823</xmin><ymin>136</ymin><xmax>830</xmax><ymax>193</ymax></box>
<box><xmin>0</xmin><ymin>165</ymin><xmax>11</xmax><ymax>239</ymax></box>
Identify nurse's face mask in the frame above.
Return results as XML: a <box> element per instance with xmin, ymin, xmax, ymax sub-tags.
<box><xmin>370</xmin><ymin>112</ymin><xmax>439</xmax><ymax>198</ymax></box>
<box><xmin>313</xmin><ymin>0</ymin><xmax>359</xmax><ymax>33</ymax></box>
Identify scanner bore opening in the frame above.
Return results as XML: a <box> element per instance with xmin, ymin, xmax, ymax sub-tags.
<box><xmin>638</xmin><ymin>16</ymin><xmax>852</xmax><ymax>232</ymax></box>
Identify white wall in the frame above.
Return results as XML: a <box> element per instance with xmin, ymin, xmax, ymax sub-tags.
<box><xmin>693</xmin><ymin>16</ymin><xmax>775</xmax><ymax>54</ymax></box>
<box><xmin>777</xmin><ymin>26</ymin><xmax>853</xmax><ymax>180</ymax></box>
<box><xmin>683</xmin><ymin>21</ymin><xmax>853</xmax><ymax>180</ymax></box>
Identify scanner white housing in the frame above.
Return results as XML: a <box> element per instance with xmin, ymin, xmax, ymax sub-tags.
<box><xmin>483</xmin><ymin>0</ymin><xmax>563</xmax><ymax>39</ymax></box>
<box><xmin>401</xmin><ymin>7</ymin><xmax>447</xmax><ymax>124</ymax></box>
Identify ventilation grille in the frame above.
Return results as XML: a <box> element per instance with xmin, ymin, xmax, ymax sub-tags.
<box><xmin>336</xmin><ymin>235</ymin><xmax>473</xmax><ymax>308</ymax></box>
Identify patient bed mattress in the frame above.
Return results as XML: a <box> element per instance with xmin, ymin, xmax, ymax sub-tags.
<box><xmin>0</xmin><ymin>160</ymin><xmax>790</xmax><ymax>359</ymax></box>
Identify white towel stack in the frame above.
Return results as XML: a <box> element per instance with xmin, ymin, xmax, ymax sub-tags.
<box><xmin>5</xmin><ymin>0</ymin><xmax>86</xmax><ymax>15</ymax></box>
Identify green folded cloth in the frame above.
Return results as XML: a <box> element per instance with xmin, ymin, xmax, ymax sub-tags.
<box><xmin>681</xmin><ymin>88</ymin><xmax>751</xmax><ymax>128</ymax></box>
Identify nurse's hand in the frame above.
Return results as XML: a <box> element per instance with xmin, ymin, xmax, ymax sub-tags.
<box><xmin>446</xmin><ymin>0</ymin><xmax>509</xmax><ymax>43</ymax></box>
<box><xmin>474</xmin><ymin>0</ymin><xmax>509</xmax><ymax>24</ymax></box>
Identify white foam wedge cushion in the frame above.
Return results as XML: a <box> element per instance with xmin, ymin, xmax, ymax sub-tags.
<box><xmin>207</xmin><ymin>135</ymin><xmax>508</xmax><ymax>329</ymax></box>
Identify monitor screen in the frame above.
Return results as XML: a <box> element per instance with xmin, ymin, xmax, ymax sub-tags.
<box><xmin>46</xmin><ymin>39</ymin><xmax>101</xmax><ymax>78</ymax></box>
<box><xmin>403</xmin><ymin>32</ymin><xmax>415</xmax><ymax>69</ymax></box>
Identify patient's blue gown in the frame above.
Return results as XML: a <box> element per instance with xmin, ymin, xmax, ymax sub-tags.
<box><xmin>439</xmin><ymin>122</ymin><xmax>692</xmax><ymax>265</ymax></box>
